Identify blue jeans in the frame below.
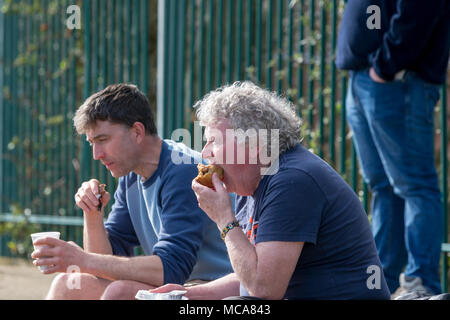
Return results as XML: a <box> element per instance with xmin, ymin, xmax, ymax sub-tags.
<box><xmin>346</xmin><ymin>69</ymin><xmax>442</xmax><ymax>294</ymax></box>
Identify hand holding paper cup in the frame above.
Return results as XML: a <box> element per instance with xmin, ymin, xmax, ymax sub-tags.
<box><xmin>30</xmin><ymin>231</ymin><xmax>60</xmax><ymax>271</ymax></box>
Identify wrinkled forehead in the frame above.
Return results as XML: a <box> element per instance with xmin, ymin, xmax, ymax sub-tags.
<box><xmin>204</xmin><ymin>119</ymin><xmax>231</xmax><ymax>138</ymax></box>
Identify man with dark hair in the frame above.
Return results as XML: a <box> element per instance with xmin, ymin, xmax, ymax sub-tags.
<box><xmin>337</xmin><ymin>1</ymin><xmax>450</xmax><ymax>297</ymax></box>
<box><xmin>73</xmin><ymin>84</ymin><xmax>158</xmax><ymax>136</ymax></box>
<box><xmin>31</xmin><ymin>83</ymin><xmax>233</xmax><ymax>299</ymax></box>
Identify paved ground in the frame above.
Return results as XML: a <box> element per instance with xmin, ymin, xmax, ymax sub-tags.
<box><xmin>0</xmin><ymin>257</ymin><xmax>57</xmax><ymax>300</ymax></box>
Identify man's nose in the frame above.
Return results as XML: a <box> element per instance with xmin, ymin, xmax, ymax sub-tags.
<box><xmin>92</xmin><ymin>144</ymin><xmax>104</xmax><ymax>160</ymax></box>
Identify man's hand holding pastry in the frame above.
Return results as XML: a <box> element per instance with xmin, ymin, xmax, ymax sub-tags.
<box><xmin>192</xmin><ymin>170</ymin><xmax>234</xmax><ymax>230</ymax></box>
<box><xmin>75</xmin><ymin>179</ymin><xmax>110</xmax><ymax>215</ymax></box>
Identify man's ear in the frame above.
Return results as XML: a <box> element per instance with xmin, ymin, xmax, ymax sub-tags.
<box><xmin>132</xmin><ymin>121</ymin><xmax>146</xmax><ymax>143</ymax></box>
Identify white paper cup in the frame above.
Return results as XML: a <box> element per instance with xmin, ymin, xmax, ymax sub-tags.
<box><xmin>30</xmin><ymin>231</ymin><xmax>61</xmax><ymax>271</ymax></box>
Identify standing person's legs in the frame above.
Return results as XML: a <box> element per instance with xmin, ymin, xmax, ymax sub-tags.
<box><xmin>353</xmin><ymin>70</ymin><xmax>442</xmax><ymax>294</ymax></box>
<box><xmin>346</xmin><ymin>71</ymin><xmax>408</xmax><ymax>293</ymax></box>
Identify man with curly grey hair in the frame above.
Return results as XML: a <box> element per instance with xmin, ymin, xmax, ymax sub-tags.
<box><xmin>151</xmin><ymin>82</ymin><xmax>390</xmax><ymax>300</ymax></box>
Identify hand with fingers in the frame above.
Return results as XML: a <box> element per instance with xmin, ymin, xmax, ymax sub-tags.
<box><xmin>369</xmin><ymin>67</ymin><xmax>387</xmax><ymax>83</ymax></box>
<box><xmin>149</xmin><ymin>284</ymin><xmax>201</xmax><ymax>300</ymax></box>
<box><xmin>31</xmin><ymin>237</ymin><xmax>86</xmax><ymax>275</ymax></box>
<box><xmin>191</xmin><ymin>173</ymin><xmax>234</xmax><ymax>230</ymax></box>
<box><xmin>74</xmin><ymin>179</ymin><xmax>110</xmax><ymax>216</ymax></box>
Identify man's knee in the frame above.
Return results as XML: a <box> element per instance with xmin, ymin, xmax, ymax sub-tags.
<box><xmin>46</xmin><ymin>273</ymin><xmax>80</xmax><ymax>299</ymax></box>
<box><xmin>46</xmin><ymin>273</ymin><xmax>110</xmax><ymax>300</ymax></box>
<box><xmin>102</xmin><ymin>281</ymin><xmax>129</xmax><ymax>300</ymax></box>
<box><xmin>102</xmin><ymin>280</ymin><xmax>154</xmax><ymax>300</ymax></box>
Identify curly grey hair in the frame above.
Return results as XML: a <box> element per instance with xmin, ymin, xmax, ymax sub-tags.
<box><xmin>194</xmin><ymin>81</ymin><xmax>302</xmax><ymax>154</ymax></box>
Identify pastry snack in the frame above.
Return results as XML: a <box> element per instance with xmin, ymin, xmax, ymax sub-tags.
<box><xmin>194</xmin><ymin>164</ymin><xmax>224</xmax><ymax>188</ymax></box>
<box><xmin>96</xmin><ymin>184</ymin><xmax>106</xmax><ymax>211</ymax></box>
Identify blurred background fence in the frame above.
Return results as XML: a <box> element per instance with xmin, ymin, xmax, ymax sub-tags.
<box><xmin>0</xmin><ymin>0</ymin><xmax>449</xmax><ymax>290</ymax></box>
<box><xmin>0</xmin><ymin>0</ymin><xmax>157</xmax><ymax>258</ymax></box>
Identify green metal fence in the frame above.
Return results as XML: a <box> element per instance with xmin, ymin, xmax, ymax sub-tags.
<box><xmin>0</xmin><ymin>0</ymin><xmax>449</xmax><ymax>291</ymax></box>
<box><xmin>0</xmin><ymin>0</ymin><xmax>155</xmax><ymax>256</ymax></box>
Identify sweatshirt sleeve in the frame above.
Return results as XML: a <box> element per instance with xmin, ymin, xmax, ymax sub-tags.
<box><xmin>369</xmin><ymin>0</ymin><xmax>446</xmax><ymax>81</ymax></box>
<box><xmin>104</xmin><ymin>176</ymin><xmax>140</xmax><ymax>256</ymax></box>
<box><xmin>152</xmin><ymin>164</ymin><xmax>209</xmax><ymax>284</ymax></box>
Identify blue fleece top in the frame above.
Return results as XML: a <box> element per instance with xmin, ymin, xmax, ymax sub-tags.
<box><xmin>104</xmin><ymin>140</ymin><xmax>233</xmax><ymax>284</ymax></box>
<box><xmin>236</xmin><ymin>144</ymin><xmax>390</xmax><ymax>300</ymax></box>
<box><xmin>336</xmin><ymin>0</ymin><xmax>450</xmax><ymax>84</ymax></box>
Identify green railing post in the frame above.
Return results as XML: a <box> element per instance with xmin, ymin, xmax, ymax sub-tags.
<box><xmin>11</xmin><ymin>10</ymin><xmax>18</xmax><ymax>209</ymax></box>
<box><xmin>81</xmin><ymin>0</ymin><xmax>92</xmax><ymax>182</ymax></box>
<box><xmin>178</xmin><ymin>0</ymin><xmax>186</xmax><ymax>129</ymax></box>
<box><xmin>0</xmin><ymin>0</ymin><xmax>4</xmax><ymax>216</ymax></box>
<box><xmin>276</xmin><ymin>0</ymin><xmax>283</xmax><ymax>94</ymax></box>
<box><xmin>141</xmin><ymin>0</ymin><xmax>149</xmax><ymax>96</ymax></box>
<box><xmin>255</xmin><ymin>0</ymin><xmax>262</xmax><ymax>83</ymax></box>
<box><xmin>265</xmin><ymin>0</ymin><xmax>273</xmax><ymax>89</ymax></box>
<box><xmin>236</xmin><ymin>0</ymin><xmax>243</xmax><ymax>82</ymax></box>
<box><xmin>157</xmin><ymin>0</ymin><xmax>167</xmax><ymax>138</ymax></box>
<box><xmin>287</xmin><ymin>2</ymin><xmax>294</xmax><ymax>95</ymax></box>
<box><xmin>245</xmin><ymin>0</ymin><xmax>253</xmax><ymax>82</ymax></box>
<box><xmin>307</xmin><ymin>0</ymin><xmax>315</xmax><ymax>145</ymax></box>
<box><xmin>318</xmin><ymin>2</ymin><xmax>325</xmax><ymax>158</ymax></box>
<box><xmin>188</xmin><ymin>0</ymin><xmax>196</xmax><ymax>134</ymax></box>
<box><xmin>329</xmin><ymin>0</ymin><xmax>337</xmax><ymax>166</ymax></box>
<box><xmin>226</xmin><ymin>0</ymin><xmax>233</xmax><ymax>84</ymax></box>
<box><xmin>297</xmin><ymin>0</ymin><xmax>305</xmax><ymax>118</ymax></box>
<box><xmin>216</xmin><ymin>0</ymin><xmax>224</xmax><ymax>88</ymax></box>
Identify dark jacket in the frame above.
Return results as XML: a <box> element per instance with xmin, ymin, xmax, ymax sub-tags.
<box><xmin>336</xmin><ymin>0</ymin><xmax>450</xmax><ymax>84</ymax></box>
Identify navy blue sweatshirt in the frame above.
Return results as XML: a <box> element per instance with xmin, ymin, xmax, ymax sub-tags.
<box><xmin>104</xmin><ymin>140</ymin><xmax>233</xmax><ymax>284</ymax></box>
<box><xmin>336</xmin><ymin>0</ymin><xmax>450</xmax><ymax>84</ymax></box>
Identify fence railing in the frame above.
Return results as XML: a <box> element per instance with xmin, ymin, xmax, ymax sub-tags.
<box><xmin>0</xmin><ymin>0</ymin><xmax>448</xmax><ymax>291</ymax></box>
<box><xmin>0</xmin><ymin>0</ymin><xmax>155</xmax><ymax>256</ymax></box>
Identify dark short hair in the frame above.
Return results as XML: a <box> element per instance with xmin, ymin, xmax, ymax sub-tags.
<box><xmin>73</xmin><ymin>83</ymin><xmax>157</xmax><ymax>135</ymax></box>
